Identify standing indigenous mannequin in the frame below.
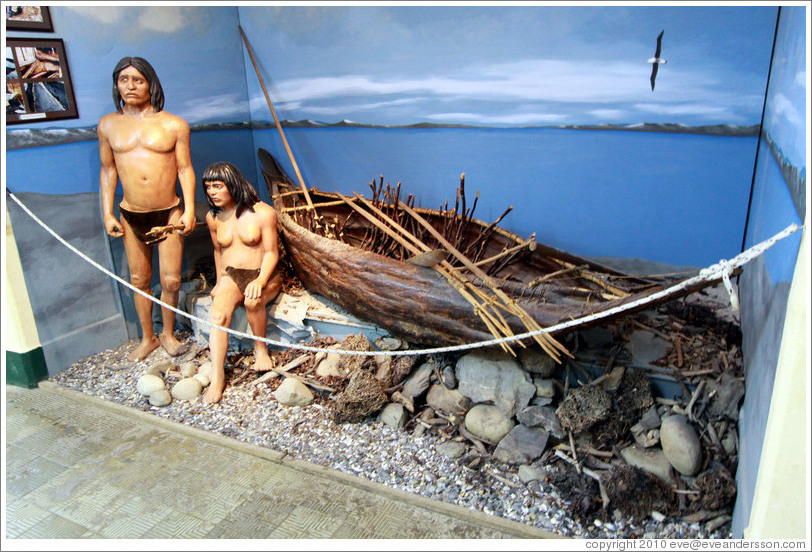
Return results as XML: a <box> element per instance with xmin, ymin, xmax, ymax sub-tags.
<box><xmin>99</xmin><ymin>57</ymin><xmax>197</xmax><ymax>361</ymax></box>
<box><xmin>202</xmin><ymin>162</ymin><xmax>283</xmax><ymax>404</ymax></box>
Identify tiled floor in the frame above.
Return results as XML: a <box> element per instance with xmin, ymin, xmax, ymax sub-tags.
<box><xmin>4</xmin><ymin>382</ymin><xmax>560</xmax><ymax>542</ymax></box>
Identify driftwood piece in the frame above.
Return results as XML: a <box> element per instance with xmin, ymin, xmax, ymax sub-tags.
<box><xmin>252</xmin><ymin>353</ymin><xmax>311</xmax><ymax>385</ymax></box>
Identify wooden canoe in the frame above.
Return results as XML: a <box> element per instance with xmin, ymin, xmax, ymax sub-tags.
<box><xmin>258</xmin><ymin>148</ymin><xmax>726</xmax><ymax>354</ymax></box>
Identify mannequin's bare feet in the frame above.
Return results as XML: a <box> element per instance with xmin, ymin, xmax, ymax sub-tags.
<box><xmin>127</xmin><ymin>336</ymin><xmax>160</xmax><ymax>361</ymax></box>
<box><xmin>253</xmin><ymin>349</ymin><xmax>274</xmax><ymax>372</ymax></box>
<box><xmin>159</xmin><ymin>332</ymin><xmax>189</xmax><ymax>357</ymax></box>
<box><xmin>202</xmin><ymin>378</ymin><xmax>224</xmax><ymax>404</ymax></box>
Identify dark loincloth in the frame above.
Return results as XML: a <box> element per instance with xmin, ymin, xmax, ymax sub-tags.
<box><xmin>224</xmin><ymin>267</ymin><xmax>261</xmax><ymax>295</ymax></box>
<box><xmin>119</xmin><ymin>199</ymin><xmax>181</xmax><ymax>244</ymax></box>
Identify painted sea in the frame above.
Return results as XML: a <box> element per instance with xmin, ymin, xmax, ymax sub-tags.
<box><xmin>257</xmin><ymin>126</ymin><xmax>759</xmax><ymax>268</ymax></box>
<box><xmin>6</xmin><ymin>125</ymin><xmax>759</xmax><ymax>267</ymax></box>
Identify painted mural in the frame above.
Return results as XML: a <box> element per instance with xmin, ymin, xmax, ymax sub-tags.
<box><xmin>6</xmin><ymin>5</ymin><xmax>779</xmax><ymax>266</ymax></box>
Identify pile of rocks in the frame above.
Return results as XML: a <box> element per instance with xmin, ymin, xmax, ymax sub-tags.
<box><xmin>52</xmin><ymin>285</ymin><xmax>741</xmax><ymax>538</ymax></box>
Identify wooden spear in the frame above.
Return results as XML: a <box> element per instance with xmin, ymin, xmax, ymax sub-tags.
<box><xmin>239</xmin><ymin>26</ymin><xmax>321</xmax><ymax>223</ymax></box>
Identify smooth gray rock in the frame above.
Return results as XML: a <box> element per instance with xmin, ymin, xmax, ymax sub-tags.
<box><xmin>493</xmin><ymin>425</ymin><xmax>550</xmax><ymax>465</ymax></box>
<box><xmin>137</xmin><ymin>374</ymin><xmax>165</xmax><ymax>396</ymax></box>
<box><xmin>378</xmin><ymin>403</ymin><xmax>408</xmax><ymax>429</ymax></box>
<box><xmin>440</xmin><ymin>366</ymin><xmax>457</xmax><ymax>389</ymax></box>
<box><xmin>435</xmin><ymin>441</ymin><xmax>467</xmax><ymax>459</ymax></box>
<box><xmin>456</xmin><ymin>351</ymin><xmax>535</xmax><ymax>417</ymax></box>
<box><xmin>171</xmin><ymin>377</ymin><xmax>203</xmax><ymax>400</ymax></box>
<box><xmin>620</xmin><ymin>444</ymin><xmax>674</xmax><ymax>483</ymax></box>
<box><xmin>464</xmin><ymin>404</ymin><xmax>515</xmax><ymax>443</ymax></box>
<box><xmin>148</xmin><ymin>389</ymin><xmax>172</xmax><ymax>407</ymax></box>
<box><xmin>401</xmin><ymin>362</ymin><xmax>433</xmax><ymax>398</ymax></box>
<box><xmin>273</xmin><ymin>377</ymin><xmax>314</xmax><ymax>406</ymax></box>
<box><xmin>516</xmin><ymin>405</ymin><xmax>565</xmax><ymax>440</ymax></box>
<box><xmin>660</xmin><ymin>414</ymin><xmax>703</xmax><ymax>476</ymax></box>
<box><xmin>426</xmin><ymin>384</ymin><xmax>471</xmax><ymax>415</ymax></box>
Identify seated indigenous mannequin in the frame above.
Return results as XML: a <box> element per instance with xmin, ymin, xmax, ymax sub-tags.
<box><xmin>98</xmin><ymin>56</ymin><xmax>197</xmax><ymax>361</ymax></box>
<box><xmin>202</xmin><ymin>162</ymin><xmax>283</xmax><ymax>404</ymax></box>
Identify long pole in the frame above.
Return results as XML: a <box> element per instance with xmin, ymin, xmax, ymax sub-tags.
<box><xmin>238</xmin><ymin>25</ymin><xmax>315</xmax><ymax>212</ymax></box>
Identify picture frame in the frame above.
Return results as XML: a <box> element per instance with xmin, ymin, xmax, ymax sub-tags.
<box><xmin>6</xmin><ymin>37</ymin><xmax>79</xmax><ymax>124</ymax></box>
<box><xmin>5</xmin><ymin>6</ymin><xmax>53</xmax><ymax>32</ymax></box>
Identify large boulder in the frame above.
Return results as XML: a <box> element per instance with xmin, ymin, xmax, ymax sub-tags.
<box><xmin>456</xmin><ymin>350</ymin><xmax>535</xmax><ymax>417</ymax></box>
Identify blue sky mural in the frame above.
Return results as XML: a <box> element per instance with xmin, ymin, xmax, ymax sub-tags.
<box><xmin>16</xmin><ymin>5</ymin><xmax>778</xmax><ymax>130</ymax></box>
<box><xmin>239</xmin><ymin>5</ymin><xmax>778</xmax><ymax>127</ymax></box>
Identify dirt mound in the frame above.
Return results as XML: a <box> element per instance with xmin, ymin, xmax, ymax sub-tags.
<box><xmin>545</xmin><ymin>462</ymin><xmax>601</xmax><ymax>518</ymax></box>
<box><xmin>602</xmin><ymin>465</ymin><xmax>677</xmax><ymax>519</ymax></box>
<box><xmin>556</xmin><ymin>385</ymin><xmax>612</xmax><ymax>434</ymax></box>
<box><xmin>694</xmin><ymin>468</ymin><xmax>737</xmax><ymax>511</ymax></box>
<box><xmin>332</xmin><ymin>369</ymin><xmax>388</xmax><ymax>423</ymax></box>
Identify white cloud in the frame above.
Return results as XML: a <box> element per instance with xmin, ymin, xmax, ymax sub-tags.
<box><xmin>768</xmin><ymin>93</ymin><xmax>801</xmax><ymax>126</ymax></box>
<box><xmin>633</xmin><ymin>102</ymin><xmax>733</xmax><ymax>118</ymax></box>
<box><xmin>587</xmin><ymin>109</ymin><xmax>628</xmax><ymax>120</ymax></box>
<box><xmin>794</xmin><ymin>70</ymin><xmax>806</xmax><ymax>87</ymax></box>
<box><xmin>138</xmin><ymin>7</ymin><xmax>186</xmax><ymax>33</ymax></box>
<box><xmin>427</xmin><ymin>112</ymin><xmax>567</xmax><ymax>125</ymax></box>
<box><xmin>181</xmin><ymin>93</ymin><xmax>249</xmax><ymax>124</ymax></box>
<box><xmin>271</xmin><ymin>57</ymin><xmax>714</xmax><ymax>108</ymax></box>
<box><xmin>64</xmin><ymin>6</ymin><xmax>189</xmax><ymax>34</ymax></box>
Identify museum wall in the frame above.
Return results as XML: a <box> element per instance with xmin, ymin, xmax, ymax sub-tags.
<box><xmin>5</xmin><ymin>6</ymin><xmax>255</xmax><ymax>371</ymax></box>
<box><xmin>733</xmin><ymin>6</ymin><xmax>807</xmax><ymax>538</ymax></box>
<box><xmin>4</xmin><ymin>8</ymin><xmax>801</xmax><ymax>397</ymax></box>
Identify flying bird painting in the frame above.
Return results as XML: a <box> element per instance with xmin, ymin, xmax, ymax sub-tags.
<box><xmin>648</xmin><ymin>29</ymin><xmax>667</xmax><ymax>91</ymax></box>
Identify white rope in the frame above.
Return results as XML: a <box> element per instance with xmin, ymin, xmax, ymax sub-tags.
<box><xmin>7</xmin><ymin>191</ymin><xmax>801</xmax><ymax>357</ymax></box>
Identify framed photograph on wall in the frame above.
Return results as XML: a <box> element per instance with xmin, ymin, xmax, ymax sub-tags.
<box><xmin>5</xmin><ymin>6</ymin><xmax>53</xmax><ymax>32</ymax></box>
<box><xmin>6</xmin><ymin>37</ymin><xmax>79</xmax><ymax>124</ymax></box>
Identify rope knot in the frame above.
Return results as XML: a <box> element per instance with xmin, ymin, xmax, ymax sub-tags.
<box><xmin>717</xmin><ymin>259</ymin><xmax>740</xmax><ymax>315</ymax></box>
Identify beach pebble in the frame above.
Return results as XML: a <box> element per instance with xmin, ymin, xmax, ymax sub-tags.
<box><xmin>193</xmin><ymin>373</ymin><xmax>210</xmax><ymax>387</ymax></box>
<box><xmin>660</xmin><ymin>414</ymin><xmax>703</xmax><ymax>475</ymax></box>
<box><xmin>378</xmin><ymin>403</ymin><xmax>408</xmax><ymax>429</ymax></box>
<box><xmin>148</xmin><ymin>389</ymin><xmax>172</xmax><ymax>407</ymax></box>
<box><xmin>435</xmin><ymin>441</ymin><xmax>466</xmax><ymax>459</ymax></box>
<box><xmin>197</xmin><ymin>361</ymin><xmax>213</xmax><ymax>379</ymax></box>
<box><xmin>171</xmin><ymin>377</ymin><xmax>204</xmax><ymax>400</ymax></box>
<box><xmin>273</xmin><ymin>377</ymin><xmax>314</xmax><ymax>406</ymax></box>
<box><xmin>136</xmin><ymin>374</ymin><xmax>165</xmax><ymax>396</ymax></box>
